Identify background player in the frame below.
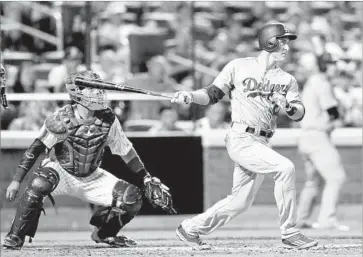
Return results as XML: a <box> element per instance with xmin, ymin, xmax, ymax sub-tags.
<box><xmin>297</xmin><ymin>51</ymin><xmax>349</xmax><ymax>231</ymax></box>
<box><xmin>171</xmin><ymin>22</ymin><xmax>318</xmax><ymax>250</ymax></box>
<box><xmin>3</xmin><ymin>70</ymin><xmax>175</xmax><ymax>250</ymax></box>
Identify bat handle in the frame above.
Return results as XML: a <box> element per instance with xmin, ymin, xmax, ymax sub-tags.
<box><xmin>157</xmin><ymin>93</ymin><xmax>173</xmax><ymax>100</ymax></box>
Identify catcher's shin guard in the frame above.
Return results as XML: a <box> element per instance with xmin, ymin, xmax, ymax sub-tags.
<box><xmin>3</xmin><ymin>168</ymin><xmax>59</xmax><ymax>249</ymax></box>
<box><xmin>90</xmin><ymin>180</ymin><xmax>142</xmax><ymax>239</ymax></box>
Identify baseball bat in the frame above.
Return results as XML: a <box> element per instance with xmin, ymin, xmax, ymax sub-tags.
<box><xmin>73</xmin><ymin>76</ymin><xmax>173</xmax><ymax>100</ymax></box>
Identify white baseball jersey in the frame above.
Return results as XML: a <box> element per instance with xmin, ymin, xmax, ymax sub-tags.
<box><xmin>212</xmin><ymin>58</ymin><xmax>301</xmax><ymax>131</ymax></box>
<box><xmin>299</xmin><ymin>73</ymin><xmax>338</xmax><ymax>131</ymax></box>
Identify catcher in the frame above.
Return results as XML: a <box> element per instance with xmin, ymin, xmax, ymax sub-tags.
<box><xmin>3</xmin><ymin>70</ymin><xmax>176</xmax><ymax>250</ymax></box>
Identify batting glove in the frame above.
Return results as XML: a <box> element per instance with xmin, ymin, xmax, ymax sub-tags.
<box><xmin>270</xmin><ymin>92</ymin><xmax>288</xmax><ymax>109</ymax></box>
<box><xmin>171</xmin><ymin>91</ymin><xmax>193</xmax><ymax>104</ymax></box>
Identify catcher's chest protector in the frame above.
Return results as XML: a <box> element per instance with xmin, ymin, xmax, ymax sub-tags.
<box><xmin>48</xmin><ymin>105</ymin><xmax>114</xmax><ymax>177</ymax></box>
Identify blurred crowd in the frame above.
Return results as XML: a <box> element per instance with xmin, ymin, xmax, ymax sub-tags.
<box><xmin>1</xmin><ymin>1</ymin><xmax>362</xmax><ymax>133</ymax></box>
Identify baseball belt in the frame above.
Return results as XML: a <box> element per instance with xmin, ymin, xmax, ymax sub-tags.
<box><xmin>231</xmin><ymin>122</ymin><xmax>274</xmax><ymax>138</ymax></box>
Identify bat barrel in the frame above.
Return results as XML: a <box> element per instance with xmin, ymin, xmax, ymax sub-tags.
<box><xmin>74</xmin><ymin>77</ymin><xmax>117</xmax><ymax>90</ymax></box>
<box><xmin>73</xmin><ymin>76</ymin><xmax>173</xmax><ymax>99</ymax></box>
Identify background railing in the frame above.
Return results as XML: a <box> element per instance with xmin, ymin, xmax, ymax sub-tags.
<box><xmin>0</xmin><ymin>2</ymin><xmax>64</xmax><ymax>51</ymax></box>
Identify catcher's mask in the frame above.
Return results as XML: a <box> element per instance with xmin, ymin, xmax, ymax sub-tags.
<box><xmin>66</xmin><ymin>70</ymin><xmax>107</xmax><ymax>111</ymax></box>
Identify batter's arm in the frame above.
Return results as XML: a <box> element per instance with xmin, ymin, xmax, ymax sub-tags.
<box><xmin>106</xmin><ymin>118</ymin><xmax>150</xmax><ymax>181</ymax></box>
<box><xmin>172</xmin><ymin>60</ymin><xmax>235</xmax><ymax>105</ymax></box>
<box><xmin>285</xmin><ymin>78</ymin><xmax>305</xmax><ymax>122</ymax></box>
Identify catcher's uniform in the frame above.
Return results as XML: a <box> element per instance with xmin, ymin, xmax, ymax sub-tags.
<box><xmin>297</xmin><ymin>73</ymin><xmax>346</xmax><ymax>227</ymax></box>
<box><xmin>38</xmin><ymin>104</ymin><xmax>133</xmax><ymax>205</ymax></box>
<box><xmin>4</xmin><ymin>71</ymin><xmax>175</xmax><ymax>250</ymax></box>
<box><xmin>182</xmin><ymin>57</ymin><xmax>303</xmax><ymax>238</ymax></box>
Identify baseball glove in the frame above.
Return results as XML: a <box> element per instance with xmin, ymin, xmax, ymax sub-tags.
<box><xmin>143</xmin><ymin>176</ymin><xmax>177</xmax><ymax>214</ymax></box>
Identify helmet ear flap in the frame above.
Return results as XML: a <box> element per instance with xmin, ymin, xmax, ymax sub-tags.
<box><xmin>265</xmin><ymin>37</ymin><xmax>279</xmax><ymax>52</ymax></box>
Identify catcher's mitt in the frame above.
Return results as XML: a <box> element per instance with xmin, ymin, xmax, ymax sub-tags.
<box><xmin>143</xmin><ymin>176</ymin><xmax>177</xmax><ymax>214</ymax></box>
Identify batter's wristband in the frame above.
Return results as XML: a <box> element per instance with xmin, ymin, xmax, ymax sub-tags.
<box><xmin>286</xmin><ymin>104</ymin><xmax>297</xmax><ymax>116</ymax></box>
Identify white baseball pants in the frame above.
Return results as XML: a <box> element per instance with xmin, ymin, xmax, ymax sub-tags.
<box><xmin>42</xmin><ymin>159</ymin><xmax>120</xmax><ymax>206</ymax></box>
<box><xmin>297</xmin><ymin>130</ymin><xmax>346</xmax><ymax>226</ymax></box>
<box><xmin>182</xmin><ymin>126</ymin><xmax>300</xmax><ymax>238</ymax></box>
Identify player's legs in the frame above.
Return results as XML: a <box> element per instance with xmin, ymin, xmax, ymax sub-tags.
<box><xmin>182</xmin><ymin>164</ymin><xmax>264</xmax><ymax>236</ymax></box>
<box><xmin>225</xmin><ymin>132</ymin><xmax>317</xmax><ymax>249</ymax></box>
<box><xmin>3</xmin><ymin>166</ymin><xmax>60</xmax><ymax>249</ymax></box>
<box><xmin>298</xmin><ymin>131</ymin><xmax>347</xmax><ymax>229</ymax></box>
<box><xmin>79</xmin><ymin>167</ymin><xmax>143</xmax><ymax>246</ymax></box>
<box><xmin>308</xmin><ymin>139</ymin><xmax>347</xmax><ymax>227</ymax></box>
<box><xmin>178</xmin><ymin>131</ymin><xmax>316</xmax><ymax>249</ymax></box>
<box><xmin>43</xmin><ymin>161</ymin><xmax>143</xmax><ymax>246</ymax></box>
<box><xmin>182</xmin><ymin>132</ymin><xmax>299</xmax><ymax>238</ymax></box>
<box><xmin>43</xmin><ymin>161</ymin><xmax>118</xmax><ymax>206</ymax></box>
<box><xmin>297</xmin><ymin>156</ymin><xmax>324</xmax><ymax>226</ymax></box>
<box><xmin>44</xmin><ymin>160</ymin><xmax>76</xmax><ymax>197</ymax></box>
<box><xmin>226</xmin><ymin>133</ymin><xmax>300</xmax><ymax>238</ymax></box>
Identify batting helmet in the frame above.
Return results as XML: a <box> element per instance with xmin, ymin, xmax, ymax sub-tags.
<box><xmin>258</xmin><ymin>23</ymin><xmax>297</xmax><ymax>52</ymax></box>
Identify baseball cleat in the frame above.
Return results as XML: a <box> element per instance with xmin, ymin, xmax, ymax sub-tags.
<box><xmin>282</xmin><ymin>233</ymin><xmax>318</xmax><ymax>249</ymax></box>
<box><xmin>91</xmin><ymin>228</ymin><xmax>137</xmax><ymax>247</ymax></box>
<box><xmin>176</xmin><ymin>224</ymin><xmax>211</xmax><ymax>250</ymax></box>
<box><xmin>3</xmin><ymin>234</ymin><xmax>24</xmax><ymax>250</ymax></box>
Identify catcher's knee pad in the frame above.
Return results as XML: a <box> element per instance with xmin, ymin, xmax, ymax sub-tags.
<box><xmin>89</xmin><ymin>181</ymin><xmax>143</xmax><ymax>239</ymax></box>
<box><xmin>7</xmin><ymin>167</ymin><xmax>59</xmax><ymax>240</ymax></box>
<box><xmin>112</xmin><ymin>180</ymin><xmax>143</xmax><ymax>216</ymax></box>
<box><xmin>30</xmin><ymin>167</ymin><xmax>60</xmax><ymax>195</ymax></box>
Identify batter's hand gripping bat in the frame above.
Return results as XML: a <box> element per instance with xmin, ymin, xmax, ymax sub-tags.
<box><xmin>73</xmin><ymin>76</ymin><xmax>173</xmax><ymax>100</ymax></box>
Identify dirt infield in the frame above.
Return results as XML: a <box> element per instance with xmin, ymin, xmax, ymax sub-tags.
<box><xmin>1</xmin><ymin>230</ymin><xmax>362</xmax><ymax>257</ymax></box>
<box><xmin>1</xmin><ymin>206</ymin><xmax>362</xmax><ymax>257</ymax></box>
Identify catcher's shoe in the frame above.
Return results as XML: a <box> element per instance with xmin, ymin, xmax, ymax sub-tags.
<box><xmin>91</xmin><ymin>228</ymin><xmax>137</xmax><ymax>247</ymax></box>
<box><xmin>282</xmin><ymin>233</ymin><xmax>318</xmax><ymax>249</ymax></box>
<box><xmin>3</xmin><ymin>234</ymin><xmax>24</xmax><ymax>250</ymax></box>
<box><xmin>176</xmin><ymin>224</ymin><xmax>211</xmax><ymax>250</ymax></box>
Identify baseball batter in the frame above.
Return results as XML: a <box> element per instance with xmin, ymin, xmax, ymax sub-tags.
<box><xmin>297</xmin><ymin>53</ymin><xmax>349</xmax><ymax>230</ymax></box>
<box><xmin>3</xmin><ymin>70</ymin><xmax>175</xmax><ymax>250</ymax></box>
<box><xmin>172</xmin><ymin>22</ymin><xmax>318</xmax><ymax>250</ymax></box>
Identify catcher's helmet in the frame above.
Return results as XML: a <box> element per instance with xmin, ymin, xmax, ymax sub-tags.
<box><xmin>258</xmin><ymin>23</ymin><xmax>297</xmax><ymax>52</ymax></box>
<box><xmin>66</xmin><ymin>70</ymin><xmax>108</xmax><ymax>111</ymax></box>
